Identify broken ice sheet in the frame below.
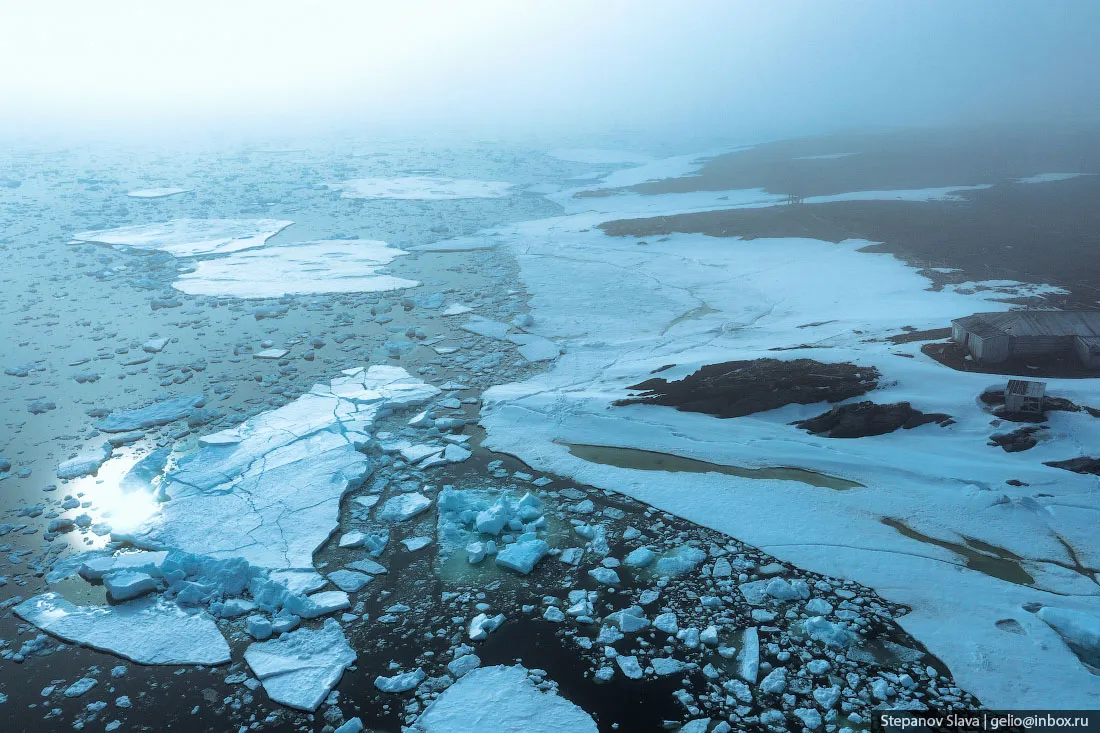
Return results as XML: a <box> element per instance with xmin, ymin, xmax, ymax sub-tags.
<box><xmin>121</xmin><ymin>366</ymin><xmax>438</xmax><ymax>569</ymax></box>
<box><xmin>244</xmin><ymin>618</ymin><xmax>355</xmax><ymax>711</ymax></box>
<box><xmin>14</xmin><ymin>593</ymin><xmax>230</xmax><ymax>665</ymax></box>
<box><xmin>173</xmin><ymin>240</ymin><xmax>420</xmax><ymax>298</ymax></box>
<box><xmin>72</xmin><ymin>218</ymin><xmax>292</xmax><ymax>257</ymax></box>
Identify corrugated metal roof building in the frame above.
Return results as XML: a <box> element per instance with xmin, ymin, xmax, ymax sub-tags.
<box><xmin>950</xmin><ymin>311</ymin><xmax>1100</xmax><ymax>368</ymax></box>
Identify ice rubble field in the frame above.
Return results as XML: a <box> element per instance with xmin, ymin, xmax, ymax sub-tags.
<box><xmin>474</xmin><ymin>164</ymin><xmax>1100</xmax><ymax>708</ymax></box>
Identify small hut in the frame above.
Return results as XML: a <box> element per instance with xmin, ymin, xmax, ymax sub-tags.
<box><xmin>1004</xmin><ymin>379</ymin><xmax>1046</xmax><ymax>414</ymax></box>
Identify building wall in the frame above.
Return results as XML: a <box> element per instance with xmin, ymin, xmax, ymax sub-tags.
<box><xmin>974</xmin><ymin>333</ymin><xmax>1011</xmax><ymax>363</ymax></box>
<box><xmin>1074</xmin><ymin>337</ymin><xmax>1100</xmax><ymax>369</ymax></box>
<box><xmin>1009</xmin><ymin>335</ymin><xmax>1075</xmax><ymax>359</ymax></box>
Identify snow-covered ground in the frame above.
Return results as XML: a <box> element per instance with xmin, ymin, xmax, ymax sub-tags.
<box><xmin>475</xmin><ymin>160</ymin><xmax>1100</xmax><ymax>708</ymax></box>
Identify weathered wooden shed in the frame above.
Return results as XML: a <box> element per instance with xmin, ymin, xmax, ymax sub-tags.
<box><xmin>1005</xmin><ymin>379</ymin><xmax>1046</xmax><ymax>413</ymax></box>
<box><xmin>951</xmin><ymin>311</ymin><xmax>1100</xmax><ymax>368</ymax></box>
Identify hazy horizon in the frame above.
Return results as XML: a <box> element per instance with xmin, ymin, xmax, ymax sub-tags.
<box><xmin>3</xmin><ymin>1</ymin><xmax>1099</xmax><ymax>145</ymax></box>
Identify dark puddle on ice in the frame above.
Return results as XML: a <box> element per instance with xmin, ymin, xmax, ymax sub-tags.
<box><xmin>881</xmin><ymin>517</ymin><xmax>1035</xmax><ymax>586</ymax></box>
<box><xmin>563</xmin><ymin>442</ymin><xmax>862</xmax><ymax>490</ymax></box>
<box><xmin>477</xmin><ymin>620</ymin><xmax>689</xmax><ymax>733</ymax></box>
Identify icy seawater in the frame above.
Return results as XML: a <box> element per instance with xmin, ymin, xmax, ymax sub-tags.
<box><xmin>2</xmin><ymin>131</ymin><xmax>1099</xmax><ymax>731</ymax></box>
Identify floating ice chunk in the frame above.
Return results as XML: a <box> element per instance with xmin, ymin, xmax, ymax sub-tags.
<box><xmin>347</xmin><ymin>558</ymin><xmax>388</xmax><ymax>575</ymax></box>
<box><xmin>103</xmin><ymin>570</ymin><xmax>158</xmax><ymax>601</ymax></box>
<box><xmin>400</xmin><ymin>444</ymin><xmax>444</xmax><ymax>464</ymax></box>
<box><xmin>738</xmin><ymin>627</ymin><xmax>760</xmax><ymax>683</ymax></box>
<box><xmin>14</xmin><ymin>593</ymin><xmax>230</xmax><ymax>665</ymax></box>
<box><xmin>654</xmin><ymin>612</ymin><xmax>679</xmax><ymax>634</ymax></box>
<box><xmin>401</xmin><ymin>536</ymin><xmax>432</xmax><ymax>552</ymax></box>
<box><xmin>328</xmin><ymin>177</ymin><xmax>512</xmax><ymax>200</ymax></box>
<box><xmin>651</xmin><ymin>657</ymin><xmax>686</xmax><ymax>675</ymax></box>
<box><xmin>254</xmin><ymin>348</ymin><xmax>288</xmax><ymax>360</ymax></box>
<box><xmin>377</xmin><ymin>493</ymin><xmax>432</xmax><ymax>522</ymax></box>
<box><xmin>412</xmin><ymin>665</ymin><xmax>597</xmax><ymax>732</ymax></box>
<box><xmin>63</xmin><ymin>678</ymin><xmax>98</xmax><ymax>698</ymax></box>
<box><xmin>805</xmin><ymin>598</ymin><xmax>833</xmax><ymax>616</ymax></box>
<box><xmin>607</xmin><ymin>606</ymin><xmax>649</xmax><ymax>633</ymax></box>
<box><xmin>441</xmin><ymin>304</ymin><xmax>474</xmax><ymax>316</ymax></box>
<box><xmin>174</xmin><ymin>240</ymin><xmax>419</xmax><ymax>298</ymax></box>
<box><xmin>615</xmin><ymin>655</ymin><xmax>644</xmax><ymax>679</ymax></box>
<box><xmin>447</xmin><ymin>654</ymin><xmax>481</xmax><ymax>678</ymax></box>
<box><xmin>655</xmin><ymin>546</ymin><xmax>706</xmax><ymax>577</ymax></box>
<box><xmin>339</xmin><ymin>532</ymin><xmax>367</xmax><ymax>548</ymax></box>
<box><xmin>79</xmin><ymin>551</ymin><xmax>168</xmax><ymax>581</ymax></box>
<box><xmin>95</xmin><ymin>395</ymin><xmax>204</xmax><ymax>433</ymax></box>
<box><xmin>588</xmin><ymin>568</ymin><xmax>620</xmax><ymax>585</ymax></box>
<box><xmin>126</xmin><ymin>188</ymin><xmax>191</xmax><ymax>198</ymax></box>
<box><xmin>141</xmin><ymin>337</ymin><xmax>169</xmax><ymax>353</ymax></box>
<box><xmin>244</xmin><ymin>618</ymin><xmax>355</xmax><ymax>711</ymax></box>
<box><xmin>375</xmin><ymin>668</ymin><xmax>426</xmax><ymax>693</ymax></box>
<box><xmin>765</xmin><ymin>578</ymin><xmax>799</xmax><ymax>601</ymax></box>
<box><xmin>461</xmin><ymin>317</ymin><xmax>513</xmax><ymax>341</ymax></box>
<box><xmin>443</xmin><ymin>444</ymin><xmax>472</xmax><ymax>463</ymax></box>
<box><xmin>57</xmin><ymin>444</ymin><xmax>112</xmax><ymax>479</ymax></box>
<box><xmin>327</xmin><ymin>570</ymin><xmax>373</xmax><ymax>593</ymax></box>
<box><xmin>268</xmin><ymin>569</ymin><xmax>327</xmax><ymax>596</ymax></box>
<box><xmin>623</xmin><ymin>547</ymin><xmax>656</xmax><ymax>568</ymax></box>
<box><xmin>73</xmin><ymin>219</ymin><xmax>292</xmax><ymax>257</ymax></box>
<box><xmin>468</xmin><ymin>612</ymin><xmax>505</xmax><ymax>640</ymax></box>
<box><xmin>804</xmin><ymin>617</ymin><xmax>852</xmax><ymax>649</ymax></box>
<box><xmin>495</xmin><ymin>540</ymin><xmax>549</xmax><ymax>575</ymax></box>
<box><xmin>247</xmin><ymin>615</ymin><xmax>273</xmax><ymax>640</ymax></box>
<box><xmin>334</xmin><ymin>718</ymin><xmax>364</xmax><ymax>733</ymax></box>
<box><xmin>285</xmin><ymin>591</ymin><xmax>351</xmax><ymax>619</ymax></box>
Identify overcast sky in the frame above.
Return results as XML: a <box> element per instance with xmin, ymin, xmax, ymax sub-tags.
<box><xmin>2</xmin><ymin>1</ymin><xmax>1098</xmax><ymax>142</ymax></box>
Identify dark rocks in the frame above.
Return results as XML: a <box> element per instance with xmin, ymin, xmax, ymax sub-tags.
<box><xmin>793</xmin><ymin>401</ymin><xmax>953</xmax><ymax>438</ymax></box>
<box><xmin>616</xmin><ymin>359</ymin><xmax>880</xmax><ymax>419</ymax></box>
<box><xmin>1044</xmin><ymin>457</ymin><xmax>1100</xmax><ymax>476</ymax></box>
<box><xmin>989</xmin><ymin>426</ymin><xmax>1046</xmax><ymax>452</ymax></box>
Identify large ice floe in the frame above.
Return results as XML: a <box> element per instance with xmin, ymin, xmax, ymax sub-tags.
<box><xmin>72</xmin><ymin>218</ymin><xmax>292</xmax><ymax>257</ymax></box>
<box><xmin>14</xmin><ymin>592</ymin><xmax>230</xmax><ymax>665</ymax></box>
<box><xmin>327</xmin><ymin>176</ymin><xmax>513</xmax><ymax>200</ymax></box>
<box><xmin>476</xmin><ymin>155</ymin><xmax>1100</xmax><ymax>708</ymax></box>
<box><xmin>173</xmin><ymin>239</ymin><xmax>419</xmax><ymax>297</ymax></box>
<box><xmin>412</xmin><ymin>665</ymin><xmax>597</xmax><ymax>732</ymax></box>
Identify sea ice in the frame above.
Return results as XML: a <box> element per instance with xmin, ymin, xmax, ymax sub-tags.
<box><xmin>375</xmin><ymin>668</ymin><xmax>426</xmax><ymax>693</ymax></box>
<box><xmin>494</xmin><ymin>539</ymin><xmax>549</xmax><ymax>575</ymax></box>
<box><xmin>72</xmin><ymin>218</ymin><xmax>292</xmax><ymax>257</ymax></box>
<box><xmin>95</xmin><ymin>395</ymin><xmax>204</xmax><ymax>432</ymax></box>
<box><xmin>412</xmin><ymin>665</ymin><xmax>597</xmax><ymax>732</ymax></box>
<box><xmin>14</xmin><ymin>593</ymin><xmax>230</xmax><ymax>665</ymax></box>
<box><xmin>56</xmin><ymin>444</ymin><xmax>111</xmax><ymax>479</ymax></box>
<box><xmin>244</xmin><ymin>618</ymin><xmax>355</xmax><ymax>711</ymax></box>
<box><xmin>376</xmin><ymin>492</ymin><xmax>432</xmax><ymax>522</ymax></box>
<box><xmin>174</xmin><ymin>240</ymin><xmax>419</xmax><ymax>298</ymax></box>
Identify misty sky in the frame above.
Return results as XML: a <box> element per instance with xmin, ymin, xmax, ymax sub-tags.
<box><xmin>3</xmin><ymin>1</ymin><xmax>1098</xmax><ymax>142</ymax></box>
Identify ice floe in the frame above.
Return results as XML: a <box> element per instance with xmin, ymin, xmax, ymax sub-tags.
<box><xmin>412</xmin><ymin>665</ymin><xmax>597</xmax><ymax>732</ymax></box>
<box><xmin>327</xmin><ymin>177</ymin><xmax>513</xmax><ymax>200</ymax></box>
<box><xmin>126</xmin><ymin>187</ymin><xmax>191</xmax><ymax>198</ymax></box>
<box><xmin>173</xmin><ymin>240</ymin><xmax>419</xmax><ymax>298</ymax></box>
<box><xmin>72</xmin><ymin>218</ymin><xmax>292</xmax><ymax>257</ymax></box>
<box><xmin>244</xmin><ymin>618</ymin><xmax>355</xmax><ymax>711</ymax></box>
<box><xmin>14</xmin><ymin>593</ymin><xmax>230</xmax><ymax>665</ymax></box>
